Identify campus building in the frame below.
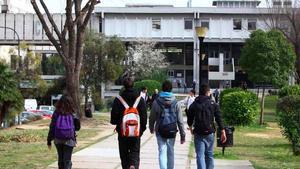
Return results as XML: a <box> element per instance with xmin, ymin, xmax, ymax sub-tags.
<box><xmin>95</xmin><ymin>0</ymin><xmax>273</xmax><ymax>89</ymax></box>
<box><xmin>0</xmin><ymin>0</ymin><xmax>291</xmax><ymax>90</ymax></box>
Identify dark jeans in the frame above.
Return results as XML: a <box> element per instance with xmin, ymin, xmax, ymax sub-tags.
<box><xmin>118</xmin><ymin>136</ymin><xmax>141</xmax><ymax>169</ymax></box>
<box><xmin>55</xmin><ymin>144</ymin><xmax>74</xmax><ymax>169</ymax></box>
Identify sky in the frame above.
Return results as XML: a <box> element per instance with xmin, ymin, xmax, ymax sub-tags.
<box><xmin>41</xmin><ymin>0</ymin><xmax>268</xmax><ymax>13</ymax></box>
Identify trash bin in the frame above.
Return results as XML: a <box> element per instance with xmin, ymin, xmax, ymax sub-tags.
<box><xmin>217</xmin><ymin>126</ymin><xmax>235</xmax><ymax>155</ymax></box>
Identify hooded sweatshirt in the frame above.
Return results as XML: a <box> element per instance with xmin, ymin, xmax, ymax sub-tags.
<box><xmin>187</xmin><ymin>95</ymin><xmax>224</xmax><ymax>135</ymax></box>
<box><xmin>149</xmin><ymin>92</ymin><xmax>186</xmax><ymax>141</ymax></box>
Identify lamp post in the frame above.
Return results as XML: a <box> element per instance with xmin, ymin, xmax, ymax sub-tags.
<box><xmin>195</xmin><ymin>26</ymin><xmax>208</xmax><ymax>90</ymax></box>
<box><xmin>0</xmin><ymin>26</ymin><xmax>21</xmax><ymax>72</ymax></box>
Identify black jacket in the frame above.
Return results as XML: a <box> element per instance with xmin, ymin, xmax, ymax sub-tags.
<box><xmin>110</xmin><ymin>88</ymin><xmax>147</xmax><ymax>136</ymax></box>
<box><xmin>187</xmin><ymin>95</ymin><xmax>224</xmax><ymax>135</ymax></box>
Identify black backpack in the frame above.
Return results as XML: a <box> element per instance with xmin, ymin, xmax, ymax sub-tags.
<box><xmin>194</xmin><ymin>100</ymin><xmax>215</xmax><ymax>135</ymax></box>
<box><xmin>157</xmin><ymin>100</ymin><xmax>178</xmax><ymax>138</ymax></box>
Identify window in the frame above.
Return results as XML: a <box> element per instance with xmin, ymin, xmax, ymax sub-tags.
<box><xmin>10</xmin><ymin>55</ymin><xmax>17</xmax><ymax>70</ymax></box>
<box><xmin>283</xmin><ymin>1</ymin><xmax>292</xmax><ymax>6</ymax></box>
<box><xmin>152</xmin><ymin>18</ymin><xmax>161</xmax><ymax>30</ymax></box>
<box><xmin>229</xmin><ymin>2</ymin><xmax>234</xmax><ymax>7</ymax></box>
<box><xmin>184</xmin><ymin>18</ymin><xmax>193</xmax><ymax>30</ymax></box>
<box><xmin>233</xmin><ymin>19</ymin><xmax>242</xmax><ymax>30</ymax></box>
<box><xmin>201</xmin><ymin>20</ymin><xmax>210</xmax><ymax>29</ymax></box>
<box><xmin>168</xmin><ymin>70</ymin><xmax>174</xmax><ymax>77</ymax></box>
<box><xmin>273</xmin><ymin>1</ymin><xmax>282</xmax><ymax>6</ymax></box>
<box><xmin>248</xmin><ymin>19</ymin><xmax>256</xmax><ymax>30</ymax></box>
<box><xmin>209</xmin><ymin>66</ymin><xmax>219</xmax><ymax>72</ymax></box>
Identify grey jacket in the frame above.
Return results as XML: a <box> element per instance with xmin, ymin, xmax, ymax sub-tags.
<box><xmin>149</xmin><ymin>93</ymin><xmax>186</xmax><ymax>141</ymax></box>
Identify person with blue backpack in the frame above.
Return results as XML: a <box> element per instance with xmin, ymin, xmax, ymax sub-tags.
<box><xmin>47</xmin><ymin>94</ymin><xmax>80</xmax><ymax>169</ymax></box>
<box><xmin>149</xmin><ymin>80</ymin><xmax>186</xmax><ymax>169</ymax></box>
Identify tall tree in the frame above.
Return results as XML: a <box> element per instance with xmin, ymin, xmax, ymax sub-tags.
<box><xmin>81</xmin><ymin>32</ymin><xmax>125</xmax><ymax>109</ymax></box>
<box><xmin>264</xmin><ymin>0</ymin><xmax>300</xmax><ymax>82</ymax></box>
<box><xmin>31</xmin><ymin>0</ymin><xmax>100</xmax><ymax>117</ymax></box>
<box><xmin>125</xmin><ymin>40</ymin><xmax>168</xmax><ymax>79</ymax></box>
<box><xmin>240</xmin><ymin>29</ymin><xmax>296</xmax><ymax>125</ymax></box>
<box><xmin>0</xmin><ymin>62</ymin><xmax>23</xmax><ymax>126</ymax></box>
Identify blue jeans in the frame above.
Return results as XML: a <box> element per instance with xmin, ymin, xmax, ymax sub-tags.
<box><xmin>194</xmin><ymin>133</ymin><xmax>215</xmax><ymax>169</ymax></box>
<box><xmin>156</xmin><ymin>133</ymin><xmax>176</xmax><ymax>169</ymax></box>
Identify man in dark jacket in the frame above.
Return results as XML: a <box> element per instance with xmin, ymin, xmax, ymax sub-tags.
<box><xmin>111</xmin><ymin>78</ymin><xmax>147</xmax><ymax>169</ymax></box>
<box><xmin>187</xmin><ymin>84</ymin><xmax>226</xmax><ymax>169</ymax></box>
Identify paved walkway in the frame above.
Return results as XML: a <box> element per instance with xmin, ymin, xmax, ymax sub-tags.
<box><xmin>48</xmin><ymin>128</ymin><xmax>254</xmax><ymax>169</ymax></box>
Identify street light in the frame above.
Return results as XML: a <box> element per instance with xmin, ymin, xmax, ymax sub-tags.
<box><xmin>0</xmin><ymin>26</ymin><xmax>21</xmax><ymax>72</ymax></box>
<box><xmin>195</xmin><ymin>26</ymin><xmax>208</xmax><ymax>89</ymax></box>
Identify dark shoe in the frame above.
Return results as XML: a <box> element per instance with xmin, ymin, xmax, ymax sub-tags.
<box><xmin>58</xmin><ymin>162</ymin><xmax>64</xmax><ymax>169</ymax></box>
<box><xmin>65</xmin><ymin>160</ymin><xmax>72</xmax><ymax>169</ymax></box>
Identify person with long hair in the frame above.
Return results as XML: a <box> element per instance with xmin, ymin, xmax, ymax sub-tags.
<box><xmin>47</xmin><ymin>94</ymin><xmax>80</xmax><ymax>169</ymax></box>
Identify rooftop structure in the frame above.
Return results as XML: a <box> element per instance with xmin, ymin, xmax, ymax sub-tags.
<box><xmin>212</xmin><ymin>0</ymin><xmax>261</xmax><ymax>8</ymax></box>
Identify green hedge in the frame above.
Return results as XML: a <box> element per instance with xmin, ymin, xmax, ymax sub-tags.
<box><xmin>277</xmin><ymin>96</ymin><xmax>300</xmax><ymax>155</ymax></box>
<box><xmin>278</xmin><ymin>85</ymin><xmax>300</xmax><ymax>98</ymax></box>
<box><xmin>221</xmin><ymin>91</ymin><xmax>259</xmax><ymax>126</ymax></box>
<box><xmin>219</xmin><ymin>88</ymin><xmax>243</xmax><ymax>107</ymax></box>
<box><xmin>133</xmin><ymin>80</ymin><xmax>161</xmax><ymax>96</ymax></box>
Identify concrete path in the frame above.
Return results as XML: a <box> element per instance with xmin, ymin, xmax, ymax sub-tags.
<box><xmin>49</xmin><ymin>127</ymin><xmax>254</xmax><ymax>169</ymax></box>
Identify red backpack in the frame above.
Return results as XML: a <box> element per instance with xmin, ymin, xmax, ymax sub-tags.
<box><xmin>117</xmin><ymin>95</ymin><xmax>141</xmax><ymax>137</ymax></box>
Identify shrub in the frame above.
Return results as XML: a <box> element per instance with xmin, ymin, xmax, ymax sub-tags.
<box><xmin>219</xmin><ymin>88</ymin><xmax>243</xmax><ymax>107</ymax></box>
<box><xmin>134</xmin><ymin>80</ymin><xmax>161</xmax><ymax>96</ymax></box>
<box><xmin>278</xmin><ymin>85</ymin><xmax>300</xmax><ymax>98</ymax></box>
<box><xmin>221</xmin><ymin>91</ymin><xmax>259</xmax><ymax>126</ymax></box>
<box><xmin>277</xmin><ymin>96</ymin><xmax>300</xmax><ymax>155</ymax></box>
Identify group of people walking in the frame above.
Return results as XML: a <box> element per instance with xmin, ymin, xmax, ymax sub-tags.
<box><xmin>47</xmin><ymin>78</ymin><xmax>226</xmax><ymax>169</ymax></box>
<box><xmin>110</xmin><ymin>78</ymin><xmax>227</xmax><ymax>169</ymax></box>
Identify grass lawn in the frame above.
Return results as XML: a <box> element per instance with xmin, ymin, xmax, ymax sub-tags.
<box><xmin>0</xmin><ymin>113</ymin><xmax>111</xmax><ymax>169</ymax></box>
<box><xmin>189</xmin><ymin>95</ymin><xmax>300</xmax><ymax>169</ymax></box>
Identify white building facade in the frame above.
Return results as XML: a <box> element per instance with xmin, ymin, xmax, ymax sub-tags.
<box><xmin>96</xmin><ymin>1</ymin><xmax>271</xmax><ymax>89</ymax></box>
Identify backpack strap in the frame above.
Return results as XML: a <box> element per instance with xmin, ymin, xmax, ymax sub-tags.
<box><xmin>133</xmin><ymin>96</ymin><xmax>141</xmax><ymax>108</ymax></box>
<box><xmin>117</xmin><ymin>96</ymin><xmax>129</xmax><ymax>109</ymax></box>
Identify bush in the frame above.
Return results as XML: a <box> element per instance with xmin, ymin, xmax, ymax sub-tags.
<box><xmin>278</xmin><ymin>85</ymin><xmax>300</xmax><ymax>98</ymax></box>
<box><xmin>219</xmin><ymin>88</ymin><xmax>243</xmax><ymax>107</ymax></box>
<box><xmin>134</xmin><ymin>80</ymin><xmax>161</xmax><ymax>96</ymax></box>
<box><xmin>277</xmin><ymin>96</ymin><xmax>300</xmax><ymax>155</ymax></box>
<box><xmin>221</xmin><ymin>91</ymin><xmax>259</xmax><ymax>126</ymax></box>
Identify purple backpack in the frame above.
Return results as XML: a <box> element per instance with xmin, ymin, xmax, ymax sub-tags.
<box><xmin>55</xmin><ymin>114</ymin><xmax>75</xmax><ymax>140</ymax></box>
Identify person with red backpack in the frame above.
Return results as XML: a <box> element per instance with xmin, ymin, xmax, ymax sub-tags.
<box><xmin>47</xmin><ymin>94</ymin><xmax>81</xmax><ymax>169</ymax></box>
<box><xmin>111</xmin><ymin>78</ymin><xmax>147</xmax><ymax>169</ymax></box>
<box><xmin>187</xmin><ymin>84</ymin><xmax>226</xmax><ymax>169</ymax></box>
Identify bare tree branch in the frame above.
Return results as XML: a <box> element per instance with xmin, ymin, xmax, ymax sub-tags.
<box><xmin>39</xmin><ymin>0</ymin><xmax>62</xmax><ymax>42</ymax></box>
<box><xmin>82</xmin><ymin>0</ymin><xmax>99</xmax><ymax>29</ymax></box>
<box><xmin>30</xmin><ymin>0</ymin><xmax>65</xmax><ymax>61</ymax></box>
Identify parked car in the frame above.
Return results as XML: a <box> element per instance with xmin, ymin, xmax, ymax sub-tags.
<box><xmin>30</xmin><ymin>110</ymin><xmax>52</xmax><ymax>119</ymax></box>
<box><xmin>21</xmin><ymin>111</ymin><xmax>43</xmax><ymax>122</ymax></box>
<box><xmin>39</xmin><ymin>105</ymin><xmax>55</xmax><ymax>113</ymax></box>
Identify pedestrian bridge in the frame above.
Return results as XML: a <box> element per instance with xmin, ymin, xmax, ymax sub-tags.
<box><xmin>0</xmin><ymin>13</ymin><xmax>100</xmax><ymax>46</ymax></box>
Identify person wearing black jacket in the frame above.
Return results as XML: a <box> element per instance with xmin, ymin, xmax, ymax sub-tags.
<box><xmin>187</xmin><ymin>84</ymin><xmax>227</xmax><ymax>169</ymax></box>
<box><xmin>111</xmin><ymin>78</ymin><xmax>147</xmax><ymax>169</ymax></box>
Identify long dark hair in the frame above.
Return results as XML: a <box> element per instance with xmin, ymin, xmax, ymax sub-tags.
<box><xmin>55</xmin><ymin>94</ymin><xmax>75</xmax><ymax>114</ymax></box>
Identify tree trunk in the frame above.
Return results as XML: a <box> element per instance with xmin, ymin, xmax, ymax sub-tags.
<box><xmin>66</xmin><ymin>69</ymin><xmax>81</xmax><ymax>118</ymax></box>
<box><xmin>256</xmin><ymin>86</ymin><xmax>260</xmax><ymax>99</ymax></box>
<box><xmin>295</xmin><ymin>44</ymin><xmax>300</xmax><ymax>84</ymax></box>
<box><xmin>0</xmin><ymin>102</ymin><xmax>10</xmax><ymax>126</ymax></box>
<box><xmin>259</xmin><ymin>85</ymin><xmax>266</xmax><ymax>125</ymax></box>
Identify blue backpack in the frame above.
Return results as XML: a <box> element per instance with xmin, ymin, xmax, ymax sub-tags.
<box><xmin>157</xmin><ymin>100</ymin><xmax>178</xmax><ymax>138</ymax></box>
<box><xmin>55</xmin><ymin>113</ymin><xmax>75</xmax><ymax>140</ymax></box>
